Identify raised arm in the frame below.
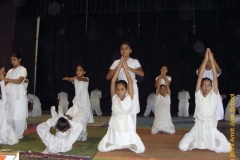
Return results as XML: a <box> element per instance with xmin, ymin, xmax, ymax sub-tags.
<box><xmin>123</xmin><ymin>61</ymin><xmax>133</xmax><ymax>99</ymax></box>
<box><xmin>196</xmin><ymin>49</ymin><xmax>209</xmax><ymax>93</ymax></box>
<box><xmin>164</xmin><ymin>76</ymin><xmax>170</xmax><ymax>96</ymax></box>
<box><xmin>110</xmin><ymin>60</ymin><xmax>122</xmax><ymax>98</ymax></box>
<box><xmin>209</xmin><ymin>50</ymin><xmax>221</xmax><ymax>74</ymax></box>
<box><xmin>106</xmin><ymin>60</ymin><xmax>122</xmax><ymax>80</ymax></box>
<box><xmin>156</xmin><ymin>75</ymin><xmax>162</xmax><ymax>95</ymax></box>
<box><xmin>209</xmin><ymin>50</ymin><xmax>218</xmax><ymax>94</ymax></box>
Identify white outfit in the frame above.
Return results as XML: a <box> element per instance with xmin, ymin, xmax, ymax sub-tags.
<box><xmin>110</xmin><ymin>58</ymin><xmax>142</xmax><ymax>131</ymax></box>
<box><xmin>98</xmin><ymin>94</ymin><xmax>145</xmax><ymax>153</ymax></box>
<box><xmin>66</xmin><ymin>78</ymin><xmax>94</xmax><ymax>141</ymax></box>
<box><xmin>90</xmin><ymin>89</ymin><xmax>102</xmax><ymax>116</ymax></box>
<box><xmin>37</xmin><ymin>118</ymin><xmax>83</xmax><ymax>153</ymax></box>
<box><xmin>143</xmin><ymin>93</ymin><xmax>156</xmax><ymax>117</ymax></box>
<box><xmin>28</xmin><ymin>94</ymin><xmax>42</xmax><ymax>117</ymax></box>
<box><xmin>224</xmin><ymin>95</ymin><xmax>240</xmax><ymax>121</ymax></box>
<box><xmin>155</xmin><ymin>76</ymin><xmax>171</xmax><ymax>85</ymax></box>
<box><xmin>179</xmin><ymin>90</ymin><xmax>230</xmax><ymax>153</ymax></box>
<box><xmin>0</xmin><ymin>81</ymin><xmax>19</xmax><ymax>145</ymax></box>
<box><xmin>196</xmin><ymin>69</ymin><xmax>223</xmax><ymax>120</ymax></box>
<box><xmin>151</xmin><ymin>94</ymin><xmax>175</xmax><ymax>134</ymax></box>
<box><xmin>58</xmin><ymin>92</ymin><xmax>69</xmax><ymax>114</ymax></box>
<box><xmin>6</xmin><ymin>66</ymin><xmax>27</xmax><ymax>139</ymax></box>
<box><xmin>178</xmin><ymin>91</ymin><xmax>190</xmax><ymax>117</ymax></box>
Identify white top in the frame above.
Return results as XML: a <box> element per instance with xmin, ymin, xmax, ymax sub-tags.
<box><xmin>90</xmin><ymin>89</ymin><xmax>102</xmax><ymax>99</ymax></box>
<box><xmin>37</xmin><ymin>119</ymin><xmax>83</xmax><ymax>153</ymax></box>
<box><xmin>147</xmin><ymin>93</ymin><xmax>156</xmax><ymax>104</ymax></box>
<box><xmin>6</xmin><ymin>66</ymin><xmax>27</xmax><ymax>96</ymax></box>
<box><xmin>158</xmin><ymin>94</ymin><xmax>171</xmax><ymax>108</ymax></box>
<box><xmin>73</xmin><ymin>78</ymin><xmax>90</xmax><ymax>108</ymax></box>
<box><xmin>27</xmin><ymin>94</ymin><xmax>40</xmax><ymax>103</ymax></box>
<box><xmin>110</xmin><ymin>58</ymin><xmax>141</xmax><ymax>84</ymax></box>
<box><xmin>196</xmin><ymin>69</ymin><xmax>221</xmax><ymax>82</ymax></box>
<box><xmin>155</xmin><ymin>76</ymin><xmax>171</xmax><ymax>85</ymax></box>
<box><xmin>227</xmin><ymin>95</ymin><xmax>240</xmax><ymax>108</ymax></box>
<box><xmin>195</xmin><ymin>90</ymin><xmax>217</xmax><ymax>122</ymax></box>
<box><xmin>178</xmin><ymin>91</ymin><xmax>190</xmax><ymax>101</ymax></box>
<box><xmin>58</xmin><ymin>92</ymin><xmax>68</xmax><ymax>100</ymax></box>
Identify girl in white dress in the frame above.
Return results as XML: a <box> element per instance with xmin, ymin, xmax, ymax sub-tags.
<box><xmin>179</xmin><ymin>48</ymin><xmax>230</xmax><ymax>153</ymax></box>
<box><xmin>106</xmin><ymin>42</ymin><xmax>144</xmax><ymax>131</ymax></box>
<box><xmin>63</xmin><ymin>65</ymin><xmax>94</xmax><ymax>141</ymax></box>
<box><xmin>3</xmin><ymin>52</ymin><xmax>28</xmax><ymax>139</ymax></box>
<box><xmin>155</xmin><ymin>65</ymin><xmax>172</xmax><ymax>87</ymax></box>
<box><xmin>151</xmin><ymin>75</ymin><xmax>175</xmax><ymax>134</ymax></box>
<box><xmin>0</xmin><ymin>67</ymin><xmax>19</xmax><ymax>145</ymax></box>
<box><xmin>37</xmin><ymin>106</ymin><xmax>83</xmax><ymax>153</ymax></box>
<box><xmin>98</xmin><ymin>57</ymin><xmax>145</xmax><ymax>153</ymax></box>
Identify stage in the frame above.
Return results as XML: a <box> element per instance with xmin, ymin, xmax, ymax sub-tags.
<box><xmin>0</xmin><ymin>115</ymin><xmax>239</xmax><ymax>160</ymax></box>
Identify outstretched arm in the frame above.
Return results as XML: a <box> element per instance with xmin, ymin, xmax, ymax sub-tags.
<box><xmin>110</xmin><ymin>59</ymin><xmax>123</xmax><ymax>98</ymax></box>
<box><xmin>196</xmin><ymin>49</ymin><xmax>209</xmax><ymax>93</ymax></box>
<box><xmin>209</xmin><ymin>50</ymin><xmax>218</xmax><ymax>94</ymax></box>
<box><xmin>62</xmin><ymin>76</ymin><xmax>76</xmax><ymax>83</ymax></box>
<box><xmin>123</xmin><ymin>61</ymin><xmax>133</xmax><ymax>99</ymax></box>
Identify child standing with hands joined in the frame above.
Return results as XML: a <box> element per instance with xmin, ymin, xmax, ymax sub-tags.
<box><xmin>151</xmin><ymin>74</ymin><xmax>175</xmax><ymax>134</ymax></box>
<box><xmin>178</xmin><ymin>48</ymin><xmax>230</xmax><ymax>153</ymax></box>
<box><xmin>98</xmin><ymin>57</ymin><xmax>145</xmax><ymax>153</ymax></box>
<box><xmin>63</xmin><ymin>65</ymin><xmax>94</xmax><ymax>141</ymax></box>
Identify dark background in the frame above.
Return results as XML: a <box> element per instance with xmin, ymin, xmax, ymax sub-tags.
<box><xmin>1</xmin><ymin>0</ymin><xmax>240</xmax><ymax>114</ymax></box>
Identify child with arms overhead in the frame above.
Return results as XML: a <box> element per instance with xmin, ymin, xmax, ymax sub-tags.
<box><xmin>98</xmin><ymin>57</ymin><xmax>145</xmax><ymax>153</ymax></box>
<box><xmin>151</xmin><ymin>74</ymin><xmax>175</xmax><ymax>134</ymax></box>
<box><xmin>178</xmin><ymin>48</ymin><xmax>230</xmax><ymax>153</ymax></box>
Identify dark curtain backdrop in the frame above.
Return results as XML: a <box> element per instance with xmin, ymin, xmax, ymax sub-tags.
<box><xmin>35</xmin><ymin>9</ymin><xmax>240</xmax><ymax>114</ymax></box>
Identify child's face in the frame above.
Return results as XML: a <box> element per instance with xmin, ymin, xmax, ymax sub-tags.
<box><xmin>159</xmin><ymin>85</ymin><xmax>167</xmax><ymax>96</ymax></box>
<box><xmin>206</xmin><ymin>60</ymin><xmax>212</xmax><ymax>70</ymax></box>
<box><xmin>201</xmin><ymin>79</ymin><xmax>212</xmax><ymax>94</ymax></box>
<box><xmin>10</xmin><ymin>56</ymin><xmax>21</xmax><ymax>67</ymax></box>
<box><xmin>120</xmin><ymin>44</ymin><xmax>132</xmax><ymax>57</ymax></box>
<box><xmin>76</xmin><ymin>66</ymin><xmax>85</xmax><ymax>77</ymax></box>
<box><xmin>160</xmin><ymin>66</ymin><xmax>168</xmax><ymax>74</ymax></box>
<box><xmin>116</xmin><ymin>83</ymin><xmax>127</xmax><ymax>99</ymax></box>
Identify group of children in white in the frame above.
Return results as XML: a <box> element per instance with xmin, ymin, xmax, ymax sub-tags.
<box><xmin>0</xmin><ymin>44</ymin><xmax>236</xmax><ymax>154</ymax></box>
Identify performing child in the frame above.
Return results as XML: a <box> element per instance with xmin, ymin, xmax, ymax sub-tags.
<box><xmin>98</xmin><ymin>57</ymin><xmax>145</xmax><ymax>153</ymax></box>
<box><xmin>178</xmin><ymin>48</ymin><xmax>230</xmax><ymax>153</ymax></box>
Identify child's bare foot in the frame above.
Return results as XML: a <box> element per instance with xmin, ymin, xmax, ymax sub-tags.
<box><xmin>131</xmin><ymin>144</ymin><xmax>137</xmax><ymax>150</ymax></box>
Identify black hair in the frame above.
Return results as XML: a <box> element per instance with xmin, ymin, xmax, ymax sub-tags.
<box><xmin>55</xmin><ymin>117</ymin><xmax>70</xmax><ymax>131</ymax></box>
<box><xmin>160</xmin><ymin>84</ymin><xmax>167</xmax><ymax>89</ymax></box>
<box><xmin>120</xmin><ymin>42</ymin><xmax>132</xmax><ymax>49</ymax></box>
<box><xmin>116</xmin><ymin>80</ymin><xmax>128</xmax><ymax>89</ymax></box>
<box><xmin>201</xmin><ymin>78</ymin><xmax>212</xmax><ymax>86</ymax></box>
<box><xmin>10</xmin><ymin>52</ymin><xmax>22</xmax><ymax>59</ymax></box>
<box><xmin>76</xmin><ymin>64</ymin><xmax>86</xmax><ymax>72</ymax></box>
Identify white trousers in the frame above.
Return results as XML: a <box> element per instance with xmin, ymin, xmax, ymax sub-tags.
<box><xmin>90</xmin><ymin>99</ymin><xmax>102</xmax><ymax>116</ymax></box>
<box><xmin>131</xmin><ymin>114</ymin><xmax>137</xmax><ymax>132</ymax></box>
<box><xmin>8</xmin><ymin>118</ymin><xmax>26</xmax><ymax>139</ymax></box>
<box><xmin>178</xmin><ymin>101</ymin><xmax>189</xmax><ymax>117</ymax></box>
<box><xmin>143</xmin><ymin>103</ymin><xmax>155</xmax><ymax>117</ymax></box>
<box><xmin>29</xmin><ymin>102</ymin><xmax>42</xmax><ymax>117</ymax></box>
<box><xmin>98</xmin><ymin>133</ymin><xmax>145</xmax><ymax>153</ymax></box>
<box><xmin>59</xmin><ymin>100</ymin><xmax>69</xmax><ymax>114</ymax></box>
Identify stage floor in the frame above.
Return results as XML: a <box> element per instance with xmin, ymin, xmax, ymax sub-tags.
<box><xmin>0</xmin><ymin>114</ymin><xmax>239</xmax><ymax>160</ymax></box>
